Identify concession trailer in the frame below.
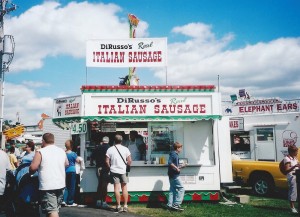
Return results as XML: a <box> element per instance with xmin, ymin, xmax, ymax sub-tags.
<box><xmin>52</xmin><ymin>85</ymin><xmax>232</xmax><ymax>204</ymax></box>
<box><xmin>223</xmin><ymin>95</ymin><xmax>300</xmax><ymax>162</ymax></box>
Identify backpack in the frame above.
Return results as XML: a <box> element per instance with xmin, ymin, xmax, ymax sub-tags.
<box><xmin>279</xmin><ymin>159</ymin><xmax>288</xmax><ymax>175</ymax></box>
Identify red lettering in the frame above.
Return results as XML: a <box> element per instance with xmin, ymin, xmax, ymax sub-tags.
<box><xmin>199</xmin><ymin>104</ymin><xmax>206</xmax><ymax>113</ymax></box>
<box><xmin>154</xmin><ymin>105</ymin><xmax>160</xmax><ymax>113</ymax></box>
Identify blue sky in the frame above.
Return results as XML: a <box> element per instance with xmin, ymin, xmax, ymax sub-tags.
<box><xmin>2</xmin><ymin>0</ymin><xmax>300</xmax><ymax>125</ymax></box>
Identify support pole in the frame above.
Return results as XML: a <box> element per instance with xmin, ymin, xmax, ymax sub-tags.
<box><xmin>0</xmin><ymin>0</ymin><xmax>17</xmax><ymax>148</ymax></box>
<box><xmin>0</xmin><ymin>0</ymin><xmax>6</xmax><ymax>148</ymax></box>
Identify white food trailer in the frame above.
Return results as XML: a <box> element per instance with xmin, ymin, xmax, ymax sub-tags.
<box><xmin>223</xmin><ymin>97</ymin><xmax>300</xmax><ymax>161</ymax></box>
<box><xmin>52</xmin><ymin>85</ymin><xmax>232</xmax><ymax>204</ymax></box>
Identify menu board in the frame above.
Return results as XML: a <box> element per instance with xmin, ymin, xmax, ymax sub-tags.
<box><xmin>101</xmin><ymin>123</ymin><xmax>116</xmax><ymax>132</ymax></box>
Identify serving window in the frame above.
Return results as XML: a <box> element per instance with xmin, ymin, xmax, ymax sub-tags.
<box><xmin>85</xmin><ymin>121</ymin><xmax>186</xmax><ymax>164</ymax></box>
<box><xmin>231</xmin><ymin>131</ymin><xmax>251</xmax><ymax>159</ymax></box>
<box><xmin>147</xmin><ymin>122</ymin><xmax>184</xmax><ymax>161</ymax></box>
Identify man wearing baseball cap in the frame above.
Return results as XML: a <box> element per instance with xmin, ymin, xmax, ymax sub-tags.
<box><xmin>90</xmin><ymin>136</ymin><xmax>111</xmax><ymax>209</ymax></box>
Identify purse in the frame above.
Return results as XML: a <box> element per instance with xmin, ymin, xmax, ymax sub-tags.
<box><xmin>114</xmin><ymin>145</ymin><xmax>130</xmax><ymax>172</ymax></box>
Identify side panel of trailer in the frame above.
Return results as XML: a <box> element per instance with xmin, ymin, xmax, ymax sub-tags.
<box><xmin>42</xmin><ymin>118</ymin><xmax>71</xmax><ymax>150</ymax></box>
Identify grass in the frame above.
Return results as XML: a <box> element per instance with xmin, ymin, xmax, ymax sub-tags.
<box><xmin>127</xmin><ymin>190</ymin><xmax>297</xmax><ymax>217</ymax></box>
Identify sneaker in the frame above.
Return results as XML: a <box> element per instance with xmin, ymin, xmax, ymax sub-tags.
<box><xmin>172</xmin><ymin>204</ymin><xmax>184</xmax><ymax>211</ymax></box>
<box><xmin>163</xmin><ymin>204</ymin><xmax>172</xmax><ymax>210</ymax></box>
<box><xmin>61</xmin><ymin>201</ymin><xmax>66</xmax><ymax>207</ymax></box>
<box><xmin>291</xmin><ymin>208</ymin><xmax>298</xmax><ymax>213</ymax></box>
<box><xmin>67</xmin><ymin>203</ymin><xmax>78</xmax><ymax>207</ymax></box>
<box><xmin>101</xmin><ymin>202</ymin><xmax>110</xmax><ymax>209</ymax></box>
<box><xmin>96</xmin><ymin>200</ymin><xmax>102</xmax><ymax>208</ymax></box>
<box><xmin>114</xmin><ymin>206</ymin><xmax>123</xmax><ymax>213</ymax></box>
<box><xmin>123</xmin><ymin>206</ymin><xmax>128</xmax><ymax>212</ymax></box>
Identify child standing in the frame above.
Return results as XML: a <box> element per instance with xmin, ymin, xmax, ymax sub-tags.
<box><xmin>167</xmin><ymin>142</ymin><xmax>186</xmax><ymax>211</ymax></box>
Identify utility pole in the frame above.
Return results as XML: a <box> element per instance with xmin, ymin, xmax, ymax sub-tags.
<box><xmin>0</xmin><ymin>0</ymin><xmax>17</xmax><ymax>148</ymax></box>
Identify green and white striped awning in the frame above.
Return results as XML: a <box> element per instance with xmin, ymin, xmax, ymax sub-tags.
<box><xmin>52</xmin><ymin>115</ymin><xmax>222</xmax><ymax>129</ymax></box>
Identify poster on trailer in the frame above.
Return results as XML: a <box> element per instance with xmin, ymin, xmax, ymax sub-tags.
<box><xmin>86</xmin><ymin>38</ymin><xmax>167</xmax><ymax>68</ymax></box>
<box><xmin>53</xmin><ymin>95</ymin><xmax>82</xmax><ymax>118</ymax></box>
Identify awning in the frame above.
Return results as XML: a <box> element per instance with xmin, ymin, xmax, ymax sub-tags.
<box><xmin>52</xmin><ymin>115</ymin><xmax>222</xmax><ymax>129</ymax></box>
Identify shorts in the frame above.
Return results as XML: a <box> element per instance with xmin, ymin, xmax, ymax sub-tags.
<box><xmin>110</xmin><ymin>172</ymin><xmax>129</xmax><ymax>184</ymax></box>
<box><xmin>40</xmin><ymin>188</ymin><xmax>64</xmax><ymax>214</ymax></box>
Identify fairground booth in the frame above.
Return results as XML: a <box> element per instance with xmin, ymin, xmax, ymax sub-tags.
<box><xmin>52</xmin><ymin>84</ymin><xmax>232</xmax><ymax>204</ymax></box>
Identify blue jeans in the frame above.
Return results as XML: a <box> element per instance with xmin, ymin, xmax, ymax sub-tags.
<box><xmin>167</xmin><ymin>176</ymin><xmax>185</xmax><ymax>206</ymax></box>
<box><xmin>64</xmin><ymin>172</ymin><xmax>76</xmax><ymax>205</ymax></box>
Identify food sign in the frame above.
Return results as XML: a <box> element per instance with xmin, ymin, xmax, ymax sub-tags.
<box><xmin>53</xmin><ymin>96</ymin><xmax>81</xmax><ymax>118</ymax></box>
<box><xmin>86</xmin><ymin>38</ymin><xmax>167</xmax><ymax>68</ymax></box>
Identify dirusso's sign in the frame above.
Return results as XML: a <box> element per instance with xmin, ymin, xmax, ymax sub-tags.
<box><xmin>86</xmin><ymin>38</ymin><xmax>167</xmax><ymax>68</ymax></box>
<box><xmin>84</xmin><ymin>96</ymin><xmax>215</xmax><ymax>117</ymax></box>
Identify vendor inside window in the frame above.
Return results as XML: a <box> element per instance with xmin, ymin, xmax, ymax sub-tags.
<box><xmin>125</xmin><ymin>130</ymin><xmax>146</xmax><ymax>161</ymax></box>
<box><xmin>231</xmin><ymin>133</ymin><xmax>250</xmax><ymax>152</ymax></box>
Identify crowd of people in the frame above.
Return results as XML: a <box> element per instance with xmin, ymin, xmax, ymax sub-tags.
<box><xmin>0</xmin><ymin>131</ymin><xmax>187</xmax><ymax>217</ymax></box>
<box><xmin>0</xmin><ymin>134</ymin><xmax>85</xmax><ymax>217</ymax></box>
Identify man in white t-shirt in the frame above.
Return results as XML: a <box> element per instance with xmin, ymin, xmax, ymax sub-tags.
<box><xmin>0</xmin><ymin>149</ymin><xmax>12</xmax><ymax>216</ymax></box>
<box><xmin>106</xmin><ymin>134</ymin><xmax>131</xmax><ymax>213</ymax></box>
<box><xmin>30</xmin><ymin>133</ymin><xmax>69</xmax><ymax>217</ymax></box>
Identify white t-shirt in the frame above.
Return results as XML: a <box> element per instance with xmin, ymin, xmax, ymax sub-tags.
<box><xmin>284</xmin><ymin>155</ymin><xmax>298</xmax><ymax>177</ymax></box>
<box><xmin>38</xmin><ymin>145</ymin><xmax>67</xmax><ymax>190</ymax></box>
<box><xmin>0</xmin><ymin>150</ymin><xmax>10</xmax><ymax>195</ymax></box>
<box><xmin>106</xmin><ymin>144</ymin><xmax>131</xmax><ymax>174</ymax></box>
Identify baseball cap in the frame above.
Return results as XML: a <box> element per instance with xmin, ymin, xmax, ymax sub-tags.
<box><xmin>102</xmin><ymin>136</ymin><xmax>109</xmax><ymax>143</ymax></box>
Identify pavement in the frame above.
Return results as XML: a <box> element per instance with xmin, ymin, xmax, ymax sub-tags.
<box><xmin>60</xmin><ymin>206</ymin><xmax>148</xmax><ymax>217</ymax></box>
<box><xmin>1</xmin><ymin>206</ymin><xmax>148</xmax><ymax>217</ymax></box>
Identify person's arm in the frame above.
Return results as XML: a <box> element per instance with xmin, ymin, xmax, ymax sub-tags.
<box><xmin>285</xmin><ymin>161</ymin><xmax>298</xmax><ymax>173</ymax></box>
<box><xmin>127</xmin><ymin>155</ymin><xmax>132</xmax><ymax>166</ymax></box>
<box><xmin>179</xmin><ymin>163</ymin><xmax>187</xmax><ymax>169</ymax></box>
<box><xmin>29</xmin><ymin>151</ymin><xmax>42</xmax><ymax>175</ymax></box>
<box><xmin>168</xmin><ymin>152</ymin><xmax>180</xmax><ymax>172</ymax></box>
<box><xmin>65</xmin><ymin>157</ymin><xmax>69</xmax><ymax>167</ymax></box>
<box><xmin>170</xmin><ymin>163</ymin><xmax>180</xmax><ymax>172</ymax></box>
<box><xmin>105</xmin><ymin>156</ymin><xmax>110</xmax><ymax>169</ymax></box>
<box><xmin>76</xmin><ymin>156</ymin><xmax>81</xmax><ymax>163</ymax></box>
<box><xmin>13</xmin><ymin>155</ymin><xmax>19</xmax><ymax>168</ymax></box>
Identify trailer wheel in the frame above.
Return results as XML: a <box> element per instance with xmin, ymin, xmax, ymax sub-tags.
<box><xmin>251</xmin><ymin>174</ymin><xmax>274</xmax><ymax>196</ymax></box>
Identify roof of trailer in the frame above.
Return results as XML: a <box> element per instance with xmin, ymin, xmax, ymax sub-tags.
<box><xmin>81</xmin><ymin>85</ymin><xmax>215</xmax><ymax>93</ymax></box>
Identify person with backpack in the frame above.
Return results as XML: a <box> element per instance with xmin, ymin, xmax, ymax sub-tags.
<box><xmin>283</xmin><ymin>145</ymin><xmax>300</xmax><ymax>214</ymax></box>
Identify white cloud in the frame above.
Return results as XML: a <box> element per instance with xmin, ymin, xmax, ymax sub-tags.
<box><xmin>3</xmin><ymin>83</ymin><xmax>53</xmax><ymax>125</ymax></box>
<box><xmin>2</xmin><ymin>1</ymin><xmax>149</xmax><ymax>125</ymax></box>
<box><xmin>22</xmin><ymin>80</ymin><xmax>50</xmax><ymax>88</ymax></box>
<box><xmin>2</xmin><ymin>2</ymin><xmax>300</xmax><ymax>126</ymax></box>
<box><xmin>5</xmin><ymin>1</ymin><xmax>148</xmax><ymax>72</ymax></box>
<box><xmin>153</xmin><ymin>23</ymin><xmax>300</xmax><ymax>100</ymax></box>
